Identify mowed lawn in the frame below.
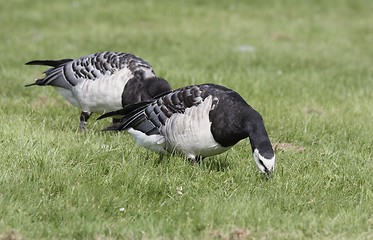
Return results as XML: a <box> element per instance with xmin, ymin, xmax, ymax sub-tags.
<box><xmin>1</xmin><ymin>0</ymin><xmax>372</xmax><ymax>239</ymax></box>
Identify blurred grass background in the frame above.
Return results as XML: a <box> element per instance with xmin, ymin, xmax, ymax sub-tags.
<box><xmin>0</xmin><ymin>0</ymin><xmax>372</xmax><ymax>239</ymax></box>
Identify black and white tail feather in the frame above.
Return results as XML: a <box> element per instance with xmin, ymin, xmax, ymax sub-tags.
<box><xmin>25</xmin><ymin>51</ymin><xmax>171</xmax><ymax>130</ymax></box>
<box><xmin>98</xmin><ymin>83</ymin><xmax>275</xmax><ymax>174</ymax></box>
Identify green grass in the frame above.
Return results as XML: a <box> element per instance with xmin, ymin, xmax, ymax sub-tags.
<box><xmin>1</xmin><ymin>0</ymin><xmax>373</xmax><ymax>239</ymax></box>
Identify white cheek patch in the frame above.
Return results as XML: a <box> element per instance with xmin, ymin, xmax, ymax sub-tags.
<box><xmin>253</xmin><ymin>148</ymin><xmax>275</xmax><ymax>173</ymax></box>
<box><xmin>141</xmin><ymin>68</ymin><xmax>156</xmax><ymax>79</ymax></box>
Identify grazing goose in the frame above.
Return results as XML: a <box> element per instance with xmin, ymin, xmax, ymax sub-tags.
<box><xmin>25</xmin><ymin>51</ymin><xmax>171</xmax><ymax>130</ymax></box>
<box><xmin>98</xmin><ymin>84</ymin><xmax>275</xmax><ymax>174</ymax></box>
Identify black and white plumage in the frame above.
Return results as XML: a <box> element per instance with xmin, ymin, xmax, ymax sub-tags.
<box><xmin>98</xmin><ymin>84</ymin><xmax>275</xmax><ymax>174</ymax></box>
<box><xmin>25</xmin><ymin>51</ymin><xmax>171</xmax><ymax>129</ymax></box>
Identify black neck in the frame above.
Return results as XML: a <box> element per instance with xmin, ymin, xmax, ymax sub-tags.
<box><xmin>246</xmin><ymin>115</ymin><xmax>274</xmax><ymax>159</ymax></box>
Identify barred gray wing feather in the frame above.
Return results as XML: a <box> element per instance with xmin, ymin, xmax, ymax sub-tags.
<box><xmin>25</xmin><ymin>51</ymin><xmax>155</xmax><ymax>90</ymax></box>
<box><xmin>67</xmin><ymin>52</ymin><xmax>154</xmax><ymax>81</ymax></box>
<box><xmin>100</xmin><ymin>85</ymin><xmax>206</xmax><ymax>135</ymax></box>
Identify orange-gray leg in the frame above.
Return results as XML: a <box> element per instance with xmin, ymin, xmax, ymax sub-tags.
<box><xmin>80</xmin><ymin>111</ymin><xmax>92</xmax><ymax>131</ymax></box>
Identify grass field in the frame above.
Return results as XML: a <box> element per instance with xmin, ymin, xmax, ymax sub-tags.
<box><xmin>1</xmin><ymin>0</ymin><xmax>373</xmax><ymax>239</ymax></box>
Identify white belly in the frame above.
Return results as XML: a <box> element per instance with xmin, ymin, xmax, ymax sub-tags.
<box><xmin>127</xmin><ymin>128</ymin><xmax>167</xmax><ymax>154</ymax></box>
<box><xmin>162</xmin><ymin>96</ymin><xmax>231</xmax><ymax>159</ymax></box>
<box><xmin>57</xmin><ymin>88</ymin><xmax>79</xmax><ymax>107</ymax></box>
<box><xmin>72</xmin><ymin>68</ymin><xmax>134</xmax><ymax>113</ymax></box>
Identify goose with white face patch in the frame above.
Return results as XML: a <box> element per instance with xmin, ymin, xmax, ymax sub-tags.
<box><xmin>98</xmin><ymin>84</ymin><xmax>275</xmax><ymax>174</ymax></box>
<box><xmin>25</xmin><ymin>51</ymin><xmax>171</xmax><ymax>130</ymax></box>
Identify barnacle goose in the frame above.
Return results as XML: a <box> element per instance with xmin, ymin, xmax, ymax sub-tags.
<box><xmin>98</xmin><ymin>84</ymin><xmax>275</xmax><ymax>174</ymax></box>
<box><xmin>25</xmin><ymin>51</ymin><xmax>171</xmax><ymax>130</ymax></box>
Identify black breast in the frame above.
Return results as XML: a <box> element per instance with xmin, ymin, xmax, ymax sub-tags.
<box><xmin>200</xmin><ymin>84</ymin><xmax>254</xmax><ymax>147</ymax></box>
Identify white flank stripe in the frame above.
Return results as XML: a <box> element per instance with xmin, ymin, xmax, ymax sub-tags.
<box><xmin>127</xmin><ymin>128</ymin><xmax>167</xmax><ymax>154</ymax></box>
<box><xmin>57</xmin><ymin>87</ymin><xmax>79</xmax><ymax>107</ymax></box>
<box><xmin>162</xmin><ymin>95</ymin><xmax>231</xmax><ymax>159</ymax></box>
<box><xmin>72</xmin><ymin>68</ymin><xmax>134</xmax><ymax>113</ymax></box>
